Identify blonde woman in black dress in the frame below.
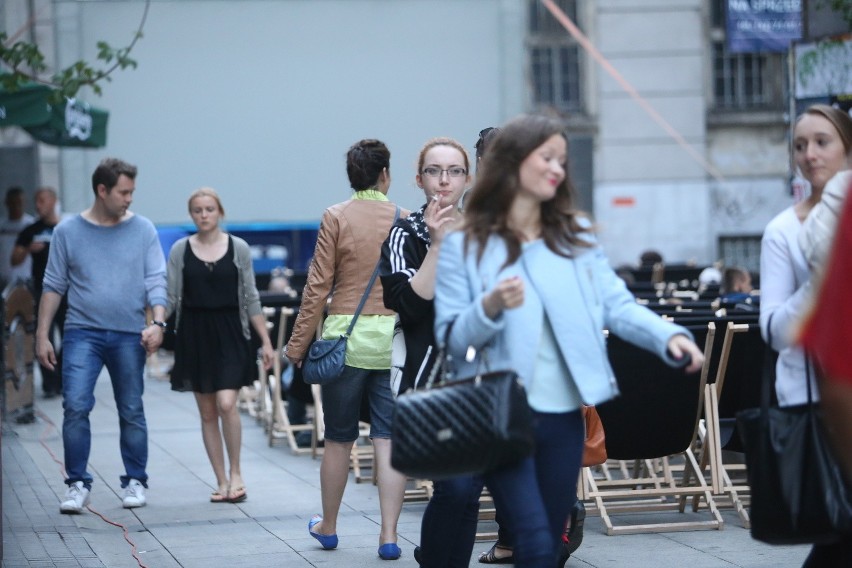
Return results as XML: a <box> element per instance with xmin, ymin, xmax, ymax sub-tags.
<box><xmin>166</xmin><ymin>188</ymin><xmax>275</xmax><ymax>503</ymax></box>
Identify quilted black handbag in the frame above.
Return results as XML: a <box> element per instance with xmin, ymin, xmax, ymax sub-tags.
<box><xmin>736</xmin><ymin>319</ymin><xmax>852</xmax><ymax>544</ymax></box>
<box><xmin>391</xmin><ymin>342</ymin><xmax>534</xmax><ymax>480</ymax></box>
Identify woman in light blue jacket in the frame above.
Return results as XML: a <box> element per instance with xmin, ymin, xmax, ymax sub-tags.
<box><xmin>434</xmin><ymin>114</ymin><xmax>704</xmax><ymax>568</ymax></box>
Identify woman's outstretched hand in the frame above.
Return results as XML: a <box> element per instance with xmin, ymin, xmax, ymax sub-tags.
<box><xmin>667</xmin><ymin>334</ymin><xmax>704</xmax><ymax>374</ymax></box>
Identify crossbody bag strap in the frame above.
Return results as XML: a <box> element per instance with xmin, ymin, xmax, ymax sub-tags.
<box><xmin>804</xmin><ymin>349</ymin><xmax>815</xmax><ymax>406</ymax></box>
<box><xmin>754</xmin><ymin>316</ymin><xmax>778</xmax><ymax>466</ymax></box>
<box><xmin>344</xmin><ymin>205</ymin><xmax>400</xmax><ymax>337</ymax></box>
<box><xmin>760</xmin><ymin>314</ymin><xmax>775</xmax><ymax>414</ymax></box>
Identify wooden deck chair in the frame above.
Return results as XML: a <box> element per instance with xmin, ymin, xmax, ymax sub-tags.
<box><xmin>475</xmin><ymin>489</ymin><xmax>498</xmax><ymax>541</ymax></box>
<box><xmin>402</xmin><ymin>479</ymin><xmax>433</xmax><ymax>504</ymax></box>
<box><xmin>582</xmin><ymin>326</ymin><xmax>723</xmax><ymax>535</ymax></box>
<box><xmin>651</xmin><ymin>262</ymin><xmax>664</xmax><ymax>284</ymax></box>
<box><xmin>237</xmin><ymin>381</ymin><xmax>258</xmax><ymax>415</ymax></box>
<box><xmin>249</xmin><ymin>307</ymin><xmax>277</xmax><ymax>428</ymax></box>
<box><xmin>266</xmin><ymin>308</ymin><xmax>315</xmax><ymax>453</ymax></box>
<box><xmin>688</xmin><ymin>321</ymin><xmax>764</xmax><ymax>527</ymax></box>
<box><xmin>310</xmin><ymin>383</ymin><xmax>325</xmax><ymax>459</ymax></box>
<box><xmin>350</xmin><ymin>432</ymin><xmax>375</xmax><ymax>484</ymax></box>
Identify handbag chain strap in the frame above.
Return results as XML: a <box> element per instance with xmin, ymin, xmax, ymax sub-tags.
<box><xmin>423</xmin><ymin>321</ymin><xmax>453</xmax><ymax>389</ymax></box>
<box><xmin>424</xmin><ymin>319</ymin><xmax>491</xmax><ymax>389</ymax></box>
<box><xmin>343</xmin><ymin>205</ymin><xmax>400</xmax><ymax>338</ymax></box>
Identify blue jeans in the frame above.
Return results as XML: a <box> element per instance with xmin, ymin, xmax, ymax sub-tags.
<box><xmin>420</xmin><ymin>475</ymin><xmax>484</xmax><ymax>568</ymax></box>
<box><xmin>483</xmin><ymin>411</ymin><xmax>584</xmax><ymax>568</ymax></box>
<box><xmin>321</xmin><ymin>365</ymin><xmax>393</xmax><ymax>442</ymax></box>
<box><xmin>62</xmin><ymin>328</ymin><xmax>148</xmax><ymax>489</ymax></box>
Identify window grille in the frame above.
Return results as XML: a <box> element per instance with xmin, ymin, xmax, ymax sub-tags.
<box><xmin>709</xmin><ymin>0</ymin><xmax>787</xmax><ymax>111</ymax></box>
<box><xmin>527</xmin><ymin>0</ymin><xmax>583</xmax><ymax>113</ymax></box>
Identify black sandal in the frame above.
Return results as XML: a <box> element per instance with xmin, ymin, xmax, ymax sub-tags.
<box><xmin>559</xmin><ymin>501</ymin><xmax>587</xmax><ymax>567</ymax></box>
<box><xmin>566</xmin><ymin>501</ymin><xmax>586</xmax><ymax>554</ymax></box>
<box><xmin>478</xmin><ymin>542</ymin><xmax>514</xmax><ymax>564</ymax></box>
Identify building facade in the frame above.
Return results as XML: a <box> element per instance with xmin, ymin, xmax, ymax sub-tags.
<box><xmin>2</xmin><ymin>0</ymin><xmax>802</xmax><ymax>270</ymax></box>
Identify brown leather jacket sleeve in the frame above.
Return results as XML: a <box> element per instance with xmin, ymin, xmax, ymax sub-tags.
<box><xmin>285</xmin><ymin>208</ymin><xmax>339</xmax><ymax>360</ymax></box>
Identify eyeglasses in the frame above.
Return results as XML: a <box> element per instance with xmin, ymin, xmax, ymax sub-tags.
<box><xmin>421</xmin><ymin>166</ymin><xmax>467</xmax><ymax>178</ymax></box>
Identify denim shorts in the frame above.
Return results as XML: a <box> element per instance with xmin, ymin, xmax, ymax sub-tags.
<box><xmin>321</xmin><ymin>365</ymin><xmax>393</xmax><ymax>442</ymax></box>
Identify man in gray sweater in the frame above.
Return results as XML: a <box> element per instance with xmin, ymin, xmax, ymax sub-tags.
<box><xmin>36</xmin><ymin>158</ymin><xmax>168</xmax><ymax>514</ymax></box>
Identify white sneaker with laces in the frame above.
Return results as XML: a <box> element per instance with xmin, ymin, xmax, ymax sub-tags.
<box><xmin>60</xmin><ymin>481</ymin><xmax>90</xmax><ymax>514</ymax></box>
<box><xmin>122</xmin><ymin>478</ymin><xmax>146</xmax><ymax>508</ymax></box>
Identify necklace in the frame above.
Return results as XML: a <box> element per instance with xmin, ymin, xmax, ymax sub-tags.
<box><xmin>193</xmin><ymin>231</ymin><xmax>226</xmax><ymax>272</ymax></box>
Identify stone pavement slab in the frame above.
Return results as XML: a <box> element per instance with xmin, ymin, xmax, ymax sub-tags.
<box><xmin>3</xmin><ymin>369</ymin><xmax>812</xmax><ymax>567</ymax></box>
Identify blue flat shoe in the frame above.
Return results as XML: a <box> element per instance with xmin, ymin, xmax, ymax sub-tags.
<box><xmin>378</xmin><ymin>542</ymin><xmax>401</xmax><ymax>560</ymax></box>
<box><xmin>307</xmin><ymin>515</ymin><xmax>338</xmax><ymax>550</ymax></box>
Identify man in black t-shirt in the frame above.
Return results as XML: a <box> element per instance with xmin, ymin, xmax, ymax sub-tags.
<box><xmin>12</xmin><ymin>187</ymin><xmax>65</xmax><ymax>397</ymax></box>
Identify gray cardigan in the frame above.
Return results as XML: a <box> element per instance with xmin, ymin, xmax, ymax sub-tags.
<box><xmin>166</xmin><ymin>235</ymin><xmax>263</xmax><ymax>340</ymax></box>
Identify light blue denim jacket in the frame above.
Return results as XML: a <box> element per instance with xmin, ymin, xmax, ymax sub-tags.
<box><xmin>433</xmin><ymin>231</ymin><xmax>692</xmax><ymax>406</ymax></box>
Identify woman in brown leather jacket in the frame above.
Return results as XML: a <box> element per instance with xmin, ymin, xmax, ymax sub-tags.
<box><xmin>285</xmin><ymin>139</ymin><xmax>408</xmax><ymax>560</ymax></box>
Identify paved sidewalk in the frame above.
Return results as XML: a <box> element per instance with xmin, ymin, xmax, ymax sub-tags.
<box><xmin>3</xmin><ymin>369</ymin><xmax>811</xmax><ymax>567</ymax></box>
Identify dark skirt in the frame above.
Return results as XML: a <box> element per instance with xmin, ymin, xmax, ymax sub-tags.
<box><xmin>170</xmin><ymin>308</ymin><xmax>255</xmax><ymax>394</ymax></box>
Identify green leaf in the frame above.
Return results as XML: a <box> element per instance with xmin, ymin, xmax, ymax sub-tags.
<box><xmin>0</xmin><ymin>0</ymin><xmax>150</xmax><ymax>99</ymax></box>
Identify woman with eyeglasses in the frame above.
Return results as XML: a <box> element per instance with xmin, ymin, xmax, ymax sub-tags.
<box><xmin>434</xmin><ymin>115</ymin><xmax>703</xmax><ymax>567</ymax></box>
<box><xmin>285</xmin><ymin>139</ymin><xmax>409</xmax><ymax>561</ymax></box>
<box><xmin>380</xmin><ymin>136</ymin><xmax>481</xmax><ymax>567</ymax></box>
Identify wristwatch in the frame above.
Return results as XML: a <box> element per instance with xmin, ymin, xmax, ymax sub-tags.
<box><xmin>150</xmin><ymin>320</ymin><xmax>168</xmax><ymax>329</ymax></box>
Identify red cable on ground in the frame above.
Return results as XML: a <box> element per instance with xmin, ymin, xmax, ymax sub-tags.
<box><xmin>35</xmin><ymin>409</ymin><xmax>149</xmax><ymax>568</ymax></box>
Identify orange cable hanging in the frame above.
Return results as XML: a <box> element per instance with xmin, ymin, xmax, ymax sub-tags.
<box><xmin>540</xmin><ymin>0</ymin><xmax>726</xmax><ymax>183</ymax></box>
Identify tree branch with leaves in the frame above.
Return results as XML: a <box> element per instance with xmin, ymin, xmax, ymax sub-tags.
<box><xmin>0</xmin><ymin>0</ymin><xmax>150</xmax><ymax>101</ymax></box>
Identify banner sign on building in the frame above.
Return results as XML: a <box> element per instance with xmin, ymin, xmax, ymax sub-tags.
<box><xmin>726</xmin><ymin>0</ymin><xmax>802</xmax><ymax>53</ymax></box>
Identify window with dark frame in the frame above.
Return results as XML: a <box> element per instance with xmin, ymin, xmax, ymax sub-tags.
<box><xmin>527</xmin><ymin>0</ymin><xmax>583</xmax><ymax>114</ymax></box>
<box><xmin>710</xmin><ymin>0</ymin><xmax>787</xmax><ymax>111</ymax></box>
<box><xmin>719</xmin><ymin>234</ymin><xmax>762</xmax><ymax>275</ymax></box>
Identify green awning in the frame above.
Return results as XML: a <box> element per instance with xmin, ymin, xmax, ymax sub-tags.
<box><xmin>0</xmin><ymin>82</ymin><xmax>52</xmax><ymax>127</ymax></box>
<box><xmin>0</xmin><ymin>80</ymin><xmax>108</xmax><ymax>148</ymax></box>
<box><xmin>25</xmin><ymin>98</ymin><xmax>108</xmax><ymax>148</ymax></box>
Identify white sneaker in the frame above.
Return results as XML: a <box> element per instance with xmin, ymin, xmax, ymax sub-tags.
<box><xmin>122</xmin><ymin>478</ymin><xmax>146</xmax><ymax>508</ymax></box>
<box><xmin>60</xmin><ymin>481</ymin><xmax>90</xmax><ymax>514</ymax></box>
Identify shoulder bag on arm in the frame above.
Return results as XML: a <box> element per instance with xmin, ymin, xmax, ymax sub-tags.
<box><xmin>302</xmin><ymin>206</ymin><xmax>400</xmax><ymax>385</ymax></box>
<box><xmin>736</xmin><ymin>315</ymin><xmax>852</xmax><ymax>544</ymax></box>
<box><xmin>391</xmin><ymin>326</ymin><xmax>534</xmax><ymax>480</ymax></box>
